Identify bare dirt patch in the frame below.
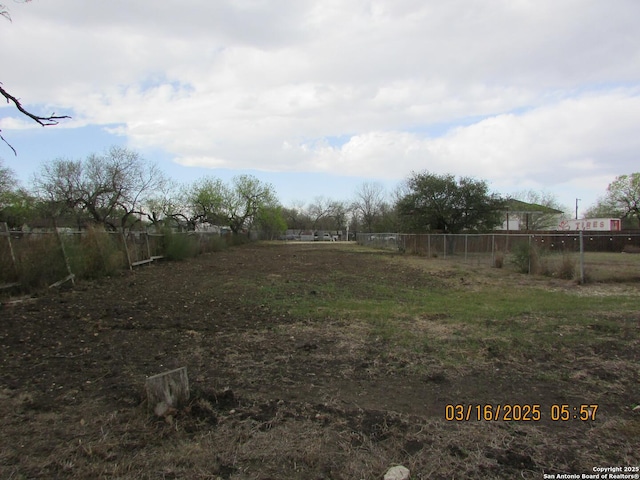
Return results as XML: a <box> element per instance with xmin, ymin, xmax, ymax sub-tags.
<box><xmin>1</xmin><ymin>243</ymin><xmax>638</xmax><ymax>479</ymax></box>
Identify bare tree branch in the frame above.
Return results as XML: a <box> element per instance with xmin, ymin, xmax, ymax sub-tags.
<box><xmin>1</xmin><ymin>2</ymin><xmax>69</xmax><ymax>153</ymax></box>
<box><xmin>1</xmin><ymin>1</ymin><xmax>33</xmax><ymax>21</ymax></box>
<box><xmin>0</xmin><ymin>83</ymin><xmax>69</xmax><ymax>127</ymax></box>
<box><xmin>0</xmin><ymin>83</ymin><xmax>71</xmax><ymax>154</ymax></box>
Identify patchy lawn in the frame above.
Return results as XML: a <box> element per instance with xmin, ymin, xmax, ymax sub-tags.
<box><xmin>1</xmin><ymin>242</ymin><xmax>638</xmax><ymax>479</ymax></box>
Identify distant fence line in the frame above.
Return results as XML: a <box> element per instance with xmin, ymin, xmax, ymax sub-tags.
<box><xmin>3</xmin><ymin>227</ymin><xmax>639</xmax><ymax>291</ymax></box>
<box><xmin>0</xmin><ymin>224</ymin><xmax>229</xmax><ymax>292</ymax></box>
<box><xmin>357</xmin><ymin>231</ymin><xmax>640</xmax><ymax>283</ymax></box>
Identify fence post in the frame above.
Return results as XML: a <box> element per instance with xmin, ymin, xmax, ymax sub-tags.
<box><xmin>52</xmin><ymin>226</ymin><xmax>75</xmax><ymax>287</ymax></box>
<box><xmin>464</xmin><ymin>234</ymin><xmax>468</xmax><ymax>262</ymax></box>
<box><xmin>122</xmin><ymin>229</ymin><xmax>133</xmax><ymax>270</ymax></box>
<box><xmin>579</xmin><ymin>231</ymin><xmax>585</xmax><ymax>284</ymax></box>
<box><xmin>528</xmin><ymin>235</ymin><xmax>532</xmax><ymax>275</ymax></box>
<box><xmin>145</xmin><ymin>230</ymin><xmax>152</xmax><ymax>259</ymax></box>
<box><xmin>491</xmin><ymin>234</ymin><xmax>495</xmax><ymax>267</ymax></box>
<box><xmin>443</xmin><ymin>234</ymin><xmax>446</xmax><ymax>259</ymax></box>
<box><xmin>2</xmin><ymin>222</ymin><xmax>18</xmax><ymax>277</ymax></box>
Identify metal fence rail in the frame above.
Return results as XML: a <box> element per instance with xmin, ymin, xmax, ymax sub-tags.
<box><xmin>357</xmin><ymin>232</ymin><xmax>640</xmax><ymax>283</ymax></box>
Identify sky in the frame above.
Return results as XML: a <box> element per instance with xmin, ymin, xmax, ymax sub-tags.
<box><xmin>2</xmin><ymin>0</ymin><xmax>640</xmax><ymax>216</ymax></box>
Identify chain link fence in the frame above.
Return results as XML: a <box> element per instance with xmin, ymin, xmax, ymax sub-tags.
<box><xmin>0</xmin><ymin>225</ymin><xmax>228</xmax><ymax>292</ymax></box>
<box><xmin>357</xmin><ymin>232</ymin><xmax>640</xmax><ymax>283</ymax></box>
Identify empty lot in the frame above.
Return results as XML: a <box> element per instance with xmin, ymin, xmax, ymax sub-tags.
<box><xmin>1</xmin><ymin>242</ymin><xmax>638</xmax><ymax>479</ymax></box>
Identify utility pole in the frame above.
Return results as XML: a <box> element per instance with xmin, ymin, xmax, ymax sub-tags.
<box><xmin>575</xmin><ymin>198</ymin><xmax>580</xmax><ymax>220</ymax></box>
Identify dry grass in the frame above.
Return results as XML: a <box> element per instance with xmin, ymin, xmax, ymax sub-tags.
<box><xmin>1</xmin><ymin>242</ymin><xmax>638</xmax><ymax>479</ymax></box>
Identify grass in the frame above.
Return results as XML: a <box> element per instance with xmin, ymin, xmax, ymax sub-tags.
<box><xmin>231</xmin><ymin>246</ymin><xmax>638</xmax><ymax>375</ymax></box>
<box><xmin>0</xmin><ymin>229</ymin><xmax>234</xmax><ymax>294</ymax></box>
<box><xmin>2</xmin><ymin>241</ymin><xmax>638</xmax><ymax>479</ymax></box>
<box><xmin>580</xmin><ymin>251</ymin><xmax>640</xmax><ymax>282</ymax></box>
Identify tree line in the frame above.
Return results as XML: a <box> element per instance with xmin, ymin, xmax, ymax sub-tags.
<box><xmin>1</xmin><ymin>147</ymin><xmax>639</xmax><ymax>235</ymax></box>
<box><xmin>2</xmin><ymin>4</ymin><xmax>639</xmax><ymax>234</ymax></box>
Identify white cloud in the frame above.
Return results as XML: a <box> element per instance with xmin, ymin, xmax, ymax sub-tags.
<box><xmin>2</xmin><ymin>0</ymin><xmax>640</xmax><ymax>208</ymax></box>
<box><xmin>269</xmin><ymin>90</ymin><xmax>640</xmax><ymax>186</ymax></box>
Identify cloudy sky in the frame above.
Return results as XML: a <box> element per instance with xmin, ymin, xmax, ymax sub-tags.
<box><xmin>2</xmin><ymin>0</ymin><xmax>640</xmax><ymax>214</ymax></box>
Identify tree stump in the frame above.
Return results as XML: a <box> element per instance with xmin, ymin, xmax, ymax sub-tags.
<box><xmin>145</xmin><ymin>367</ymin><xmax>190</xmax><ymax>416</ymax></box>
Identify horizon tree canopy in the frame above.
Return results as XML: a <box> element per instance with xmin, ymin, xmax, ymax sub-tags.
<box><xmin>397</xmin><ymin>171</ymin><xmax>505</xmax><ymax>234</ymax></box>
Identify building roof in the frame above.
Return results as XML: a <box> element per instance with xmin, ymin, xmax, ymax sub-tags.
<box><xmin>504</xmin><ymin>199</ymin><xmax>563</xmax><ymax>215</ymax></box>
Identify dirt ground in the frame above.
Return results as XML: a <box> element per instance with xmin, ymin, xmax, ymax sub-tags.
<box><xmin>1</xmin><ymin>242</ymin><xmax>638</xmax><ymax>479</ymax></box>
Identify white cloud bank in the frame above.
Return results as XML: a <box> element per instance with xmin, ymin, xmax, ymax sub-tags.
<box><xmin>2</xmin><ymin>0</ymin><xmax>640</xmax><ymax>208</ymax></box>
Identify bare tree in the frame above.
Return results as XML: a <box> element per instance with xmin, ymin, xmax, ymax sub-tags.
<box><xmin>281</xmin><ymin>202</ymin><xmax>312</xmax><ymax>233</ymax></box>
<box><xmin>329</xmin><ymin>200</ymin><xmax>349</xmax><ymax>232</ymax></box>
<box><xmin>32</xmin><ymin>158</ymin><xmax>84</xmax><ymax>219</ymax></box>
<box><xmin>143</xmin><ymin>180</ymin><xmax>187</xmax><ymax>229</ymax></box>
<box><xmin>307</xmin><ymin>196</ymin><xmax>337</xmax><ymax>231</ymax></box>
<box><xmin>34</xmin><ymin>147</ymin><xmax>166</xmax><ymax>230</ymax></box>
<box><xmin>352</xmin><ymin>182</ymin><xmax>385</xmax><ymax>233</ymax></box>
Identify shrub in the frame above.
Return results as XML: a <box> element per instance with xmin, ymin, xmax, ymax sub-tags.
<box><xmin>202</xmin><ymin>234</ymin><xmax>227</xmax><ymax>253</ymax></box>
<box><xmin>555</xmin><ymin>254</ymin><xmax>576</xmax><ymax>280</ymax></box>
<box><xmin>162</xmin><ymin>230</ymin><xmax>199</xmax><ymax>261</ymax></box>
<box><xmin>510</xmin><ymin>242</ymin><xmax>538</xmax><ymax>274</ymax></box>
<box><xmin>228</xmin><ymin>233</ymin><xmax>250</xmax><ymax>247</ymax></box>
<box><xmin>68</xmin><ymin>228</ymin><xmax>125</xmax><ymax>278</ymax></box>
<box><xmin>493</xmin><ymin>251</ymin><xmax>504</xmax><ymax>268</ymax></box>
<box><xmin>17</xmin><ymin>234</ymin><xmax>68</xmax><ymax>288</ymax></box>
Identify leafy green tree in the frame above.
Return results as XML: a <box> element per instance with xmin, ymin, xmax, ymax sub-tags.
<box><xmin>604</xmin><ymin>173</ymin><xmax>640</xmax><ymax>227</ymax></box>
<box><xmin>0</xmin><ymin>158</ymin><xmax>17</xmax><ymax>197</ymax></box>
<box><xmin>397</xmin><ymin>171</ymin><xmax>505</xmax><ymax>233</ymax></box>
<box><xmin>0</xmin><ymin>160</ymin><xmax>39</xmax><ymax>228</ymax></box>
<box><xmin>583</xmin><ymin>196</ymin><xmax>622</xmax><ymax>220</ymax></box>
<box><xmin>0</xmin><ymin>189</ymin><xmax>39</xmax><ymax>228</ymax></box>
<box><xmin>186</xmin><ymin>174</ymin><xmax>279</xmax><ymax>236</ymax></box>
<box><xmin>255</xmin><ymin>205</ymin><xmax>287</xmax><ymax>240</ymax></box>
<box><xmin>186</xmin><ymin>177</ymin><xmax>227</xmax><ymax>227</ymax></box>
<box><xmin>223</xmin><ymin>175</ymin><xmax>279</xmax><ymax>235</ymax></box>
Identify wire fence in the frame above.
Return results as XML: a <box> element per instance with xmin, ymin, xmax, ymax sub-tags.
<box><xmin>357</xmin><ymin>232</ymin><xmax>640</xmax><ymax>283</ymax></box>
<box><xmin>0</xmin><ymin>224</ymin><xmax>228</xmax><ymax>292</ymax></box>
<box><xmin>3</xmin><ymin>226</ymin><xmax>639</xmax><ymax>291</ymax></box>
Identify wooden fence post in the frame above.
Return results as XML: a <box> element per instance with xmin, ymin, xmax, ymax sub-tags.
<box><xmin>121</xmin><ymin>229</ymin><xmax>133</xmax><ymax>270</ymax></box>
<box><xmin>51</xmin><ymin>225</ymin><xmax>75</xmax><ymax>288</ymax></box>
<box><xmin>0</xmin><ymin>222</ymin><xmax>21</xmax><ymax>289</ymax></box>
<box><xmin>1</xmin><ymin>222</ymin><xmax>18</xmax><ymax>275</ymax></box>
